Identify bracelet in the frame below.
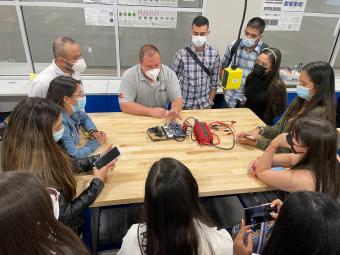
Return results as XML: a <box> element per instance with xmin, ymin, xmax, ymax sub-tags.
<box><xmin>88</xmin><ymin>129</ymin><xmax>98</xmax><ymax>136</ymax></box>
<box><xmin>256</xmin><ymin>126</ymin><xmax>265</xmax><ymax>136</ymax></box>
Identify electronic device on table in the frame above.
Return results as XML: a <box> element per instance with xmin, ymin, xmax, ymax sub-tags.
<box><xmin>147</xmin><ymin>121</ymin><xmax>187</xmax><ymax>141</ymax></box>
<box><xmin>146</xmin><ymin>118</ymin><xmax>236</xmax><ymax>150</ymax></box>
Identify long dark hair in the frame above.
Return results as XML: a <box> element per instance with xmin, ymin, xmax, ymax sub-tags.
<box><xmin>144</xmin><ymin>158</ymin><xmax>214</xmax><ymax>255</ymax></box>
<box><xmin>247</xmin><ymin>47</ymin><xmax>287</xmax><ymax>123</ymax></box>
<box><xmin>291</xmin><ymin>117</ymin><xmax>339</xmax><ymax>199</ymax></box>
<box><xmin>262</xmin><ymin>191</ymin><xmax>340</xmax><ymax>255</ymax></box>
<box><xmin>46</xmin><ymin>75</ymin><xmax>80</xmax><ymax>107</ymax></box>
<box><xmin>0</xmin><ymin>171</ymin><xmax>89</xmax><ymax>255</ymax></box>
<box><xmin>1</xmin><ymin>97</ymin><xmax>77</xmax><ymax>201</ymax></box>
<box><xmin>286</xmin><ymin>61</ymin><xmax>336</xmax><ymax>125</ymax></box>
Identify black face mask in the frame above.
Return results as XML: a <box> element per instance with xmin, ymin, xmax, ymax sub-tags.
<box><xmin>253</xmin><ymin>63</ymin><xmax>268</xmax><ymax>77</ymax></box>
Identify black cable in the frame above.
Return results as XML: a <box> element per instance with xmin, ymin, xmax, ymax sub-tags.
<box><xmin>210</xmin><ymin>126</ymin><xmax>236</xmax><ymax>150</ymax></box>
<box><xmin>174</xmin><ymin>136</ymin><xmax>186</xmax><ymax>142</ymax></box>
<box><xmin>232</xmin><ymin>0</ymin><xmax>248</xmax><ymax>70</ymax></box>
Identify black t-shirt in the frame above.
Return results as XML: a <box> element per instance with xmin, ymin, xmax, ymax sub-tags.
<box><xmin>244</xmin><ymin>74</ymin><xmax>270</xmax><ymax>123</ymax></box>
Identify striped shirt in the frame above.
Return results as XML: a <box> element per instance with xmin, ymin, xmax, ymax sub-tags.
<box><xmin>221</xmin><ymin>40</ymin><xmax>264</xmax><ymax>107</ymax></box>
<box><xmin>172</xmin><ymin>43</ymin><xmax>220</xmax><ymax>109</ymax></box>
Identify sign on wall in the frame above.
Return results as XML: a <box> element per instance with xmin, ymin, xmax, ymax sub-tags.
<box><xmin>84</xmin><ymin>6</ymin><xmax>177</xmax><ymax>28</ymax></box>
<box><xmin>118</xmin><ymin>0</ymin><xmax>178</xmax><ymax>7</ymax></box>
<box><xmin>262</xmin><ymin>0</ymin><xmax>307</xmax><ymax>31</ymax></box>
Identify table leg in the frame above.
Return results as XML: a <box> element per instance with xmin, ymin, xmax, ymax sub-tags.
<box><xmin>91</xmin><ymin>207</ymin><xmax>100</xmax><ymax>255</ymax></box>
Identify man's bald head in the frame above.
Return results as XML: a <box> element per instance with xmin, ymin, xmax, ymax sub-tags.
<box><xmin>53</xmin><ymin>36</ymin><xmax>83</xmax><ymax>74</ymax></box>
<box><xmin>53</xmin><ymin>36</ymin><xmax>78</xmax><ymax>58</ymax></box>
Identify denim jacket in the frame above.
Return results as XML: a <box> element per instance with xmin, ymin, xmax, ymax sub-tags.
<box><xmin>61</xmin><ymin>110</ymin><xmax>100</xmax><ymax>158</ymax></box>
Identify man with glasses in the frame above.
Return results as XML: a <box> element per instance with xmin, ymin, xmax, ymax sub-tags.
<box><xmin>119</xmin><ymin>44</ymin><xmax>183</xmax><ymax>119</ymax></box>
<box><xmin>221</xmin><ymin>17</ymin><xmax>268</xmax><ymax>108</ymax></box>
<box><xmin>29</xmin><ymin>36</ymin><xmax>87</xmax><ymax>98</ymax></box>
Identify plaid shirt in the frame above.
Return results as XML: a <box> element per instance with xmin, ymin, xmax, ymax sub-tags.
<box><xmin>221</xmin><ymin>40</ymin><xmax>264</xmax><ymax>107</ymax></box>
<box><xmin>172</xmin><ymin>43</ymin><xmax>220</xmax><ymax>109</ymax></box>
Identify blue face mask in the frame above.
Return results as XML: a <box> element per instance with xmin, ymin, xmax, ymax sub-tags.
<box><xmin>70</xmin><ymin>96</ymin><xmax>87</xmax><ymax>112</ymax></box>
<box><xmin>296</xmin><ymin>85</ymin><xmax>310</xmax><ymax>100</ymax></box>
<box><xmin>242</xmin><ymin>37</ymin><xmax>257</xmax><ymax>48</ymax></box>
<box><xmin>53</xmin><ymin>127</ymin><xmax>64</xmax><ymax>142</ymax></box>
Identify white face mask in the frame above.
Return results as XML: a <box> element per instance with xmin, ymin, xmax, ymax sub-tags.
<box><xmin>47</xmin><ymin>188</ymin><xmax>60</xmax><ymax>219</ymax></box>
<box><xmin>63</xmin><ymin>57</ymin><xmax>87</xmax><ymax>73</ymax></box>
<box><xmin>192</xmin><ymin>35</ymin><xmax>207</xmax><ymax>48</ymax></box>
<box><xmin>145</xmin><ymin>68</ymin><xmax>160</xmax><ymax>81</ymax></box>
<box><xmin>72</xmin><ymin>58</ymin><xmax>87</xmax><ymax>73</ymax></box>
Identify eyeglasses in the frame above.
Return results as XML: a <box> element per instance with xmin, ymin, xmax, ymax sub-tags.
<box><xmin>286</xmin><ymin>132</ymin><xmax>304</xmax><ymax>154</ymax></box>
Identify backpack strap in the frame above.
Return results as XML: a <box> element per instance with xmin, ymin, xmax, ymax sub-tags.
<box><xmin>185</xmin><ymin>46</ymin><xmax>211</xmax><ymax>77</ymax></box>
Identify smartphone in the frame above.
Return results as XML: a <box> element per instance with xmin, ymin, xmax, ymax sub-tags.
<box><xmin>93</xmin><ymin>146</ymin><xmax>120</xmax><ymax>169</ymax></box>
<box><xmin>244</xmin><ymin>203</ymin><xmax>277</xmax><ymax>226</ymax></box>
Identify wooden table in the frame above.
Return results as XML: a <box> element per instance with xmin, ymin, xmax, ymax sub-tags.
<box><xmin>76</xmin><ymin>108</ymin><xmax>272</xmax><ymax>207</ymax></box>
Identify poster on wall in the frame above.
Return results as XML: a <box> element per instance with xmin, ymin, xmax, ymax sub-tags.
<box><xmin>84</xmin><ymin>8</ymin><xmax>115</xmax><ymax>26</ymax></box>
<box><xmin>84</xmin><ymin>7</ymin><xmax>177</xmax><ymax>28</ymax></box>
<box><xmin>263</xmin><ymin>0</ymin><xmax>307</xmax><ymax>12</ymax></box>
<box><xmin>118</xmin><ymin>7</ymin><xmax>177</xmax><ymax>28</ymax></box>
<box><xmin>262</xmin><ymin>14</ymin><xmax>302</xmax><ymax>31</ymax></box>
<box><xmin>261</xmin><ymin>0</ymin><xmax>307</xmax><ymax>31</ymax></box>
<box><xmin>118</xmin><ymin>0</ymin><xmax>178</xmax><ymax>7</ymax></box>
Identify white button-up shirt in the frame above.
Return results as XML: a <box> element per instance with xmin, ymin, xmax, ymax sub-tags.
<box><xmin>29</xmin><ymin>60</ymin><xmax>81</xmax><ymax>98</ymax></box>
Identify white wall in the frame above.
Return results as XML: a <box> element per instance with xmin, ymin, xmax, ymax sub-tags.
<box><xmin>205</xmin><ymin>0</ymin><xmax>262</xmax><ymax>55</ymax></box>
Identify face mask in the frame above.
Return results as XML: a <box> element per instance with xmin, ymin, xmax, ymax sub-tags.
<box><xmin>47</xmin><ymin>188</ymin><xmax>60</xmax><ymax>219</ymax></box>
<box><xmin>72</xmin><ymin>58</ymin><xmax>87</xmax><ymax>73</ymax></box>
<box><xmin>242</xmin><ymin>37</ymin><xmax>257</xmax><ymax>48</ymax></box>
<box><xmin>145</xmin><ymin>68</ymin><xmax>160</xmax><ymax>81</ymax></box>
<box><xmin>70</xmin><ymin>96</ymin><xmax>87</xmax><ymax>112</ymax></box>
<box><xmin>63</xmin><ymin>58</ymin><xmax>87</xmax><ymax>73</ymax></box>
<box><xmin>53</xmin><ymin>126</ymin><xmax>64</xmax><ymax>142</ymax></box>
<box><xmin>192</xmin><ymin>35</ymin><xmax>207</xmax><ymax>48</ymax></box>
<box><xmin>253</xmin><ymin>63</ymin><xmax>268</xmax><ymax>77</ymax></box>
<box><xmin>296</xmin><ymin>85</ymin><xmax>310</xmax><ymax>100</ymax></box>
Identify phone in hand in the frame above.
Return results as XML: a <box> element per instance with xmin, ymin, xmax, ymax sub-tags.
<box><xmin>244</xmin><ymin>203</ymin><xmax>277</xmax><ymax>226</ymax></box>
<box><xmin>93</xmin><ymin>146</ymin><xmax>120</xmax><ymax>169</ymax></box>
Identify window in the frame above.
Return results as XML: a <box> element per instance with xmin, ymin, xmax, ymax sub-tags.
<box><xmin>22</xmin><ymin>6</ymin><xmax>117</xmax><ymax>75</ymax></box>
<box><xmin>305</xmin><ymin>0</ymin><xmax>340</xmax><ymax>14</ymax></box>
<box><xmin>0</xmin><ymin>6</ymin><xmax>30</xmax><ymax>75</ymax></box>
<box><xmin>265</xmin><ymin>16</ymin><xmax>338</xmax><ymax>67</ymax></box>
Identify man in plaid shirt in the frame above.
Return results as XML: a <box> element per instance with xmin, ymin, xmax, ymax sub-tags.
<box><xmin>221</xmin><ymin>17</ymin><xmax>267</xmax><ymax>108</ymax></box>
<box><xmin>172</xmin><ymin>16</ymin><xmax>220</xmax><ymax>110</ymax></box>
